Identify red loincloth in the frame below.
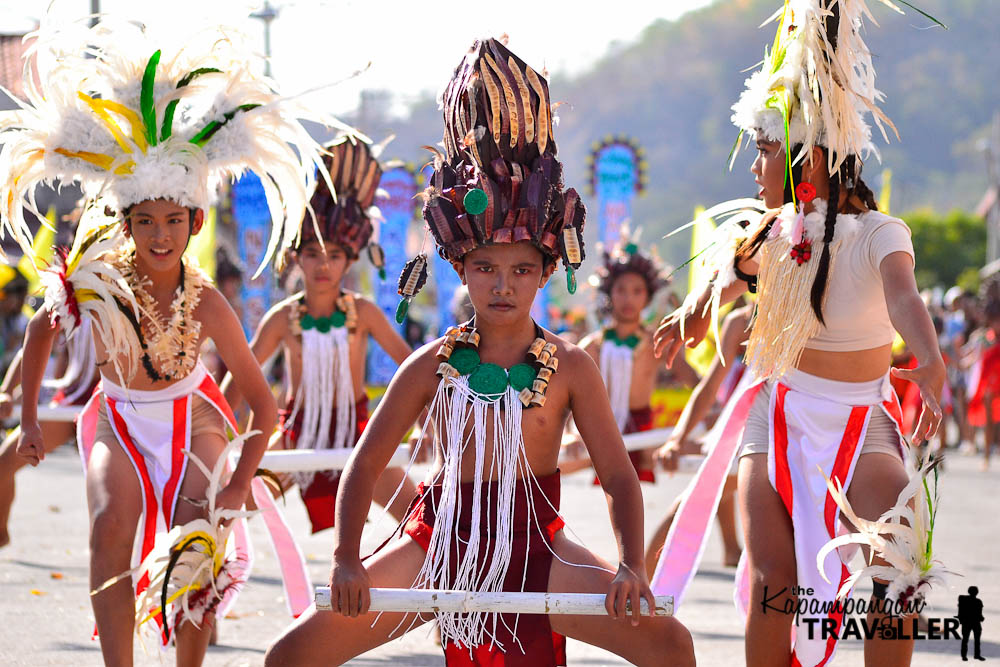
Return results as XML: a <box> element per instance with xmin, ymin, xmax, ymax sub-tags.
<box><xmin>593</xmin><ymin>405</ymin><xmax>655</xmax><ymax>485</ymax></box>
<box><xmin>403</xmin><ymin>470</ymin><xmax>568</xmax><ymax>667</ymax></box>
<box><xmin>278</xmin><ymin>394</ymin><xmax>369</xmax><ymax>533</ymax></box>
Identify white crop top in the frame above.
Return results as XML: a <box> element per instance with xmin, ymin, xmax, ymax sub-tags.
<box><xmin>804</xmin><ymin>211</ymin><xmax>914</xmax><ymax>352</ymax></box>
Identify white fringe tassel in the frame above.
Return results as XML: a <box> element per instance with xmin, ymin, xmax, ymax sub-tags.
<box><xmin>289</xmin><ymin>327</ymin><xmax>355</xmax><ymax>488</ymax></box>
<box><xmin>600</xmin><ymin>340</ymin><xmax>633</xmax><ymax>432</ymax></box>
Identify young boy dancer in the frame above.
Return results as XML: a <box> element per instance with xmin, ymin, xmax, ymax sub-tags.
<box><xmin>224</xmin><ymin>137</ymin><xmax>417</xmax><ymax>533</ymax></box>
<box><xmin>2</xmin><ymin>16</ymin><xmax>329</xmax><ymax>664</ymax></box>
<box><xmin>265</xmin><ymin>38</ymin><xmax>695</xmax><ymax>667</ymax></box>
<box><xmin>568</xmin><ymin>231</ymin><xmax>668</xmax><ymax>483</ymax></box>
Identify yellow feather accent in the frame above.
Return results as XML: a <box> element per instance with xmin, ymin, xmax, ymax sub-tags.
<box><xmin>77</xmin><ymin>92</ymin><xmax>148</xmax><ymax>154</ymax></box>
<box><xmin>53</xmin><ymin>148</ymin><xmax>135</xmax><ymax>175</ymax></box>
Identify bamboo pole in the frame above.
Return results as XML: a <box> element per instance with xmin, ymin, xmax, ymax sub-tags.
<box><xmin>314</xmin><ymin>587</ymin><xmax>674</xmax><ymax>616</ymax></box>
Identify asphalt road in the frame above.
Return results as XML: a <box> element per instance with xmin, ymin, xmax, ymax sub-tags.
<box><xmin>1</xmin><ymin>444</ymin><xmax>997</xmax><ymax>666</ymax></box>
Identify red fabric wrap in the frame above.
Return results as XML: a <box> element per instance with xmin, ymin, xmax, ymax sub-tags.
<box><xmin>403</xmin><ymin>470</ymin><xmax>568</xmax><ymax>667</ymax></box>
<box><xmin>278</xmin><ymin>394</ymin><xmax>370</xmax><ymax>534</ymax></box>
<box><xmin>593</xmin><ymin>405</ymin><xmax>655</xmax><ymax>485</ymax></box>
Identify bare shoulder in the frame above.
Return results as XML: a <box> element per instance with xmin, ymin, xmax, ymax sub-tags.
<box><xmin>395</xmin><ymin>337</ymin><xmax>444</xmax><ymax>383</ymax></box>
<box><xmin>351</xmin><ymin>293</ymin><xmax>386</xmax><ymax>320</ymax></box>
<box><xmin>544</xmin><ymin>330</ymin><xmax>599</xmax><ymax>383</ymax></box>
<box><xmin>194</xmin><ymin>285</ymin><xmax>232</xmax><ymax>322</ymax></box>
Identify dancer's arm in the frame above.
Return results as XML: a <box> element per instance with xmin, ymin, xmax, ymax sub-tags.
<box><xmin>15</xmin><ymin>309</ymin><xmax>59</xmax><ymax>465</ymax></box>
<box><xmin>653</xmin><ymin>277</ymin><xmax>752</xmax><ymax>368</ymax></box>
<box><xmin>569</xmin><ymin>346</ymin><xmax>656</xmax><ymax>625</ymax></box>
<box><xmin>329</xmin><ymin>344</ymin><xmax>437</xmax><ymax>617</ymax></box>
<box><xmin>656</xmin><ymin>309</ymin><xmax>748</xmax><ymax>471</ymax></box>
<box><xmin>201</xmin><ymin>288</ymin><xmax>278</xmax><ymax>509</ymax></box>
<box><xmin>220</xmin><ymin>300</ymin><xmax>286</xmax><ymax>411</ymax></box>
<box><xmin>0</xmin><ymin>348</ymin><xmax>23</xmax><ymax>418</ymax></box>
<box><xmin>880</xmin><ymin>251</ymin><xmax>945</xmax><ymax>445</ymax></box>
<box><xmin>359</xmin><ymin>297</ymin><xmax>412</xmax><ymax>365</ymax></box>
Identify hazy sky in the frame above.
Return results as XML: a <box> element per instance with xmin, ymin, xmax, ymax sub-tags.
<box><xmin>2</xmin><ymin>0</ymin><xmax>714</xmax><ymax>114</ymax></box>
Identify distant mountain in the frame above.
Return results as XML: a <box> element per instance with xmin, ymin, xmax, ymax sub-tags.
<box><xmin>349</xmin><ymin>0</ymin><xmax>999</xmax><ymax>277</ymax></box>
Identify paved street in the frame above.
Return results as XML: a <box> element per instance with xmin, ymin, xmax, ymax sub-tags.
<box><xmin>2</xmin><ymin>444</ymin><xmax>997</xmax><ymax>666</ymax></box>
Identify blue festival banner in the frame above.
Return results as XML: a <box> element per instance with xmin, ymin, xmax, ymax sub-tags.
<box><xmin>588</xmin><ymin>135</ymin><xmax>647</xmax><ymax>246</ymax></box>
<box><xmin>367</xmin><ymin>166</ymin><xmax>418</xmax><ymax>385</ymax></box>
<box><xmin>231</xmin><ymin>172</ymin><xmax>273</xmax><ymax>337</ymax></box>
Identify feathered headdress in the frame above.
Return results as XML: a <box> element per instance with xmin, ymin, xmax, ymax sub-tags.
<box><xmin>594</xmin><ymin>226</ymin><xmax>669</xmax><ymax>300</ymax></box>
<box><xmin>301</xmin><ymin>137</ymin><xmax>387</xmax><ymax>276</ymax></box>
<box><xmin>729</xmin><ymin>0</ymin><xmax>943</xmax><ymax>191</ymax></box>
<box><xmin>0</xmin><ymin>14</ymin><xmax>342</xmax><ymax>275</ymax></box>
<box><xmin>397</xmin><ymin>37</ymin><xmax>586</xmax><ymax>320</ymax></box>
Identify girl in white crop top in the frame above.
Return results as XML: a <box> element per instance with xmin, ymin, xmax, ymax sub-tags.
<box><xmin>650</xmin><ymin>6</ymin><xmax>945</xmax><ymax>666</ymax></box>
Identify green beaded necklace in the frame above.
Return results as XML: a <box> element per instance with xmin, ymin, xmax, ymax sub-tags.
<box><xmin>604</xmin><ymin>328</ymin><xmax>641</xmax><ymax>350</ymax></box>
<box><xmin>438</xmin><ymin>321</ymin><xmax>556</xmax><ymax>407</ymax></box>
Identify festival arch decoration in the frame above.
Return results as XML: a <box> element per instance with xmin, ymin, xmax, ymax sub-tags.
<box><xmin>586</xmin><ymin>135</ymin><xmax>648</xmax><ymax>246</ymax></box>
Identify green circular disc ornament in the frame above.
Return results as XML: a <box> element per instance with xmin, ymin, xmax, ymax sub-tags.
<box><xmin>316</xmin><ymin>318</ymin><xmax>331</xmax><ymax>333</ymax></box>
<box><xmin>330</xmin><ymin>310</ymin><xmax>347</xmax><ymax>328</ymax></box>
<box><xmin>468</xmin><ymin>363</ymin><xmax>507</xmax><ymax>398</ymax></box>
<box><xmin>463</xmin><ymin>188</ymin><xmax>488</xmax><ymax>216</ymax></box>
<box><xmin>300</xmin><ymin>313</ymin><xmax>316</xmax><ymax>330</ymax></box>
<box><xmin>623</xmin><ymin>334</ymin><xmax>641</xmax><ymax>349</ymax></box>
<box><xmin>449</xmin><ymin>347</ymin><xmax>481</xmax><ymax>375</ymax></box>
<box><xmin>507</xmin><ymin>363</ymin><xmax>537</xmax><ymax>391</ymax></box>
<box><xmin>624</xmin><ymin>242</ymin><xmax>639</xmax><ymax>256</ymax></box>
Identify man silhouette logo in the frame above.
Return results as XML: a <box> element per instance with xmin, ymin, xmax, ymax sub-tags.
<box><xmin>958</xmin><ymin>586</ymin><xmax>986</xmax><ymax>661</ymax></box>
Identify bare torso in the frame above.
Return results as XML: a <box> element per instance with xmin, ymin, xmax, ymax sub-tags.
<box><xmin>580</xmin><ymin>326</ymin><xmax>657</xmax><ymax>410</ymax></box>
<box><xmin>796</xmin><ymin>344</ymin><xmax>893</xmax><ymax>383</ymax></box>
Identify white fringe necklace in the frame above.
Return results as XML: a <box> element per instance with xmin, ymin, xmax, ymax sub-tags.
<box><xmin>599</xmin><ymin>328</ymin><xmax>640</xmax><ymax>432</ymax></box>
<box><xmin>288</xmin><ymin>294</ymin><xmax>358</xmax><ymax>487</ymax></box>
<box><xmin>745</xmin><ymin>199</ymin><xmax>860</xmax><ymax>380</ymax></box>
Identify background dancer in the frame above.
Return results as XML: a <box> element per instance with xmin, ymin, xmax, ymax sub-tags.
<box><xmin>265</xmin><ymin>37</ymin><xmax>695</xmax><ymax>667</ymax></box>
<box><xmin>0</xmin><ymin>319</ymin><xmax>98</xmax><ymax>548</ymax></box>
<box><xmin>562</xmin><ymin>229</ymin><xmax>669</xmax><ymax>484</ymax></box>
<box><xmin>653</xmin><ymin>2</ymin><xmax>946</xmax><ymax>665</ymax></box>
<box><xmin>223</xmin><ymin>137</ymin><xmax>418</xmax><ymax>533</ymax></box>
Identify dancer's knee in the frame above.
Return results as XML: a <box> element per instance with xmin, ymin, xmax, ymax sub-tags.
<box><xmin>654</xmin><ymin>617</ymin><xmax>695</xmax><ymax>667</ymax></box>
<box><xmin>89</xmin><ymin>508</ymin><xmax>133</xmax><ymax>556</ymax></box>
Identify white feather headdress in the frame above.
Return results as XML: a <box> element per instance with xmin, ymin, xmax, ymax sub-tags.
<box><xmin>0</xmin><ymin>14</ymin><xmax>345</xmax><ymax>275</ymax></box>
<box><xmin>729</xmin><ymin>0</ymin><xmax>942</xmax><ymax>178</ymax></box>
